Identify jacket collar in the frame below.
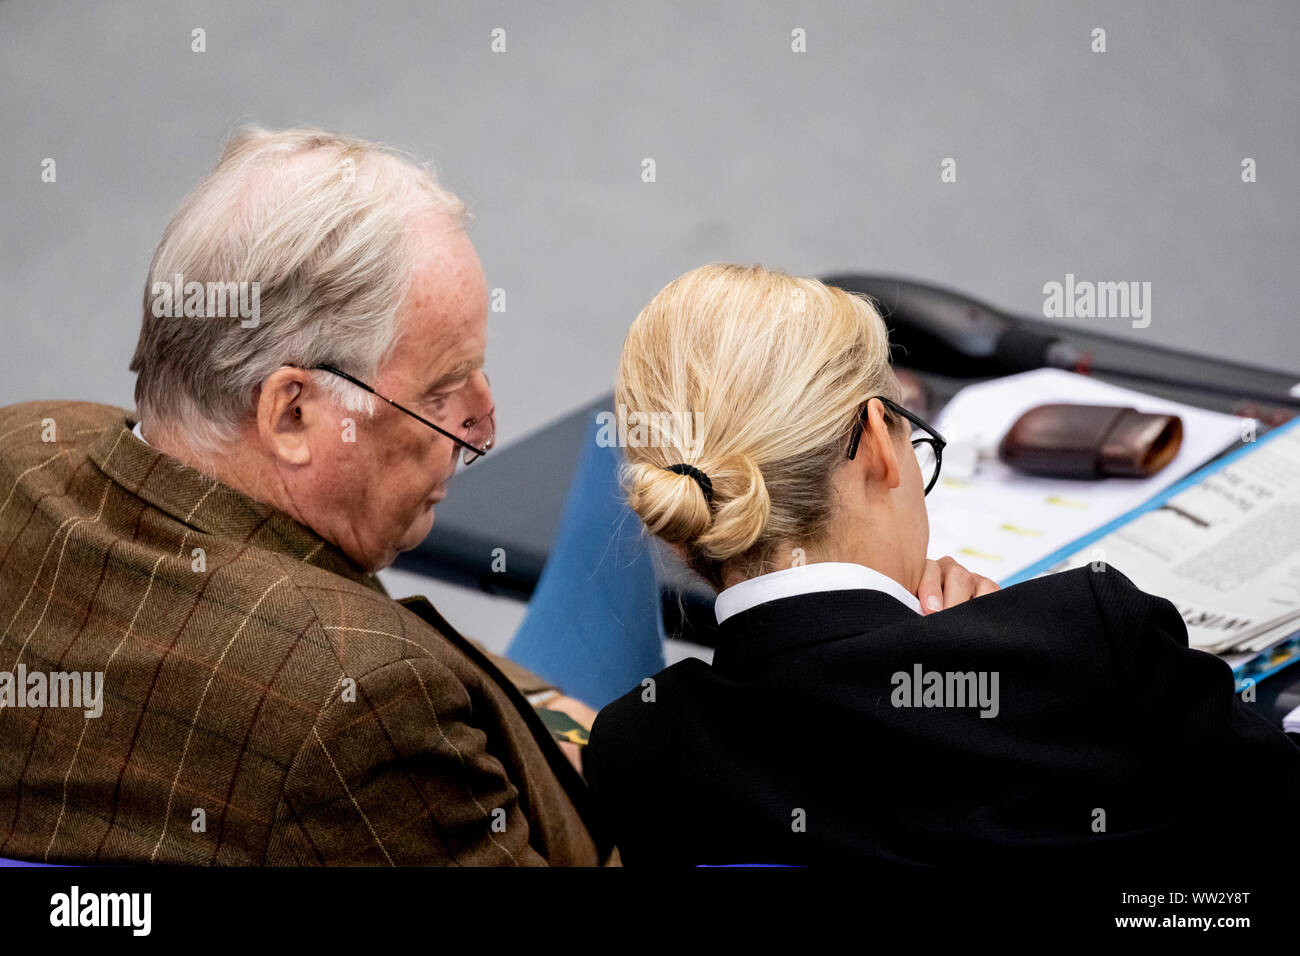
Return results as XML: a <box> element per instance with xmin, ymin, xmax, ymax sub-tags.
<box><xmin>711</xmin><ymin>588</ymin><xmax>918</xmax><ymax>673</ymax></box>
<box><xmin>90</xmin><ymin>410</ymin><xmax>386</xmax><ymax>594</ymax></box>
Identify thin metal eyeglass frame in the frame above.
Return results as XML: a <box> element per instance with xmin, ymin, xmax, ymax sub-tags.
<box><xmin>847</xmin><ymin>395</ymin><xmax>947</xmax><ymax>496</ymax></box>
<box><xmin>307</xmin><ymin>363</ymin><xmax>494</xmax><ymax>464</ymax></box>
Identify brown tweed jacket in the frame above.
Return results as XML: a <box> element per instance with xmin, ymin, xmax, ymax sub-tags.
<box><xmin>0</xmin><ymin>401</ymin><xmax>613</xmax><ymax>865</ymax></box>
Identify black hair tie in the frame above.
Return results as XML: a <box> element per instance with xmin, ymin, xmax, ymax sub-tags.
<box><xmin>665</xmin><ymin>463</ymin><xmax>714</xmax><ymax>505</ymax></box>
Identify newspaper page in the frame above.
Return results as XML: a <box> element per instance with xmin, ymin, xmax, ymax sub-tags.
<box><xmin>1047</xmin><ymin>420</ymin><xmax>1300</xmax><ymax>654</ymax></box>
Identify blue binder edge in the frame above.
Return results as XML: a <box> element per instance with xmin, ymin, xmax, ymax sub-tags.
<box><xmin>996</xmin><ymin>416</ymin><xmax>1300</xmax><ymax>687</ymax></box>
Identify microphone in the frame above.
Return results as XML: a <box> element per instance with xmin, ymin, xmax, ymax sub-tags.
<box><xmin>992</xmin><ymin>327</ymin><xmax>1086</xmax><ymax>374</ymax></box>
<box><xmin>820</xmin><ymin>273</ymin><xmax>1300</xmax><ymax>411</ymax></box>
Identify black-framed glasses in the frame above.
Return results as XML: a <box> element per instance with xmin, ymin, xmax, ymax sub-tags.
<box><xmin>307</xmin><ymin>363</ymin><xmax>495</xmax><ymax>465</ymax></box>
<box><xmin>847</xmin><ymin>395</ymin><xmax>947</xmax><ymax>496</ymax></box>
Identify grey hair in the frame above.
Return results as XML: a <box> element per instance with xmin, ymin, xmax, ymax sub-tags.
<box><xmin>129</xmin><ymin>125</ymin><xmax>471</xmax><ymax>464</ymax></box>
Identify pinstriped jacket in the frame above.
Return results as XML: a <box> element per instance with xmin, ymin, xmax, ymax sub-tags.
<box><xmin>0</xmin><ymin>401</ymin><xmax>612</xmax><ymax>865</ymax></box>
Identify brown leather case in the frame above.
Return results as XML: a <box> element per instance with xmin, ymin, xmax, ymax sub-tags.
<box><xmin>997</xmin><ymin>403</ymin><xmax>1183</xmax><ymax>479</ymax></box>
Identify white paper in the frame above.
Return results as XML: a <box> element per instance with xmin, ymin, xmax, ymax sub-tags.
<box><xmin>923</xmin><ymin>368</ymin><xmax>1249</xmax><ymax>583</ymax></box>
<box><xmin>1284</xmin><ymin>703</ymin><xmax>1300</xmax><ymax>735</ymax></box>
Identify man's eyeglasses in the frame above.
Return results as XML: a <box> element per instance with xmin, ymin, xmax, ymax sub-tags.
<box><xmin>307</xmin><ymin>363</ymin><xmax>495</xmax><ymax>465</ymax></box>
<box><xmin>847</xmin><ymin>395</ymin><xmax>946</xmax><ymax>496</ymax></box>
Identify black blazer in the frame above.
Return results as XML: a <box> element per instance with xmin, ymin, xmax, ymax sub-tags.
<box><xmin>586</xmin><ymin>565</ymin><xmax>1300</xmax><ymax>867</ymax></box>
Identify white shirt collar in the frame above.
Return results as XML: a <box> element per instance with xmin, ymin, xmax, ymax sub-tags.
<box><xmin>132</xmin><ymin>420</ymin><xmax>150</xmax><ymax>446</ymax></box>
<box><xmin>714</xmin><ymin>561</ymin><xmax>923</xmax><ymax>624</ymax></box>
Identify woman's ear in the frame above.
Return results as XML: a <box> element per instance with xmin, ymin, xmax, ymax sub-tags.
<box><xmin>853</xmin><ymin>398</ymin><xmax>902</xmax><ymax>492</ymax></box>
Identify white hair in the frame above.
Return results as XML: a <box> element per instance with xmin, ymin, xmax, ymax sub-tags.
<box><xmin>130</xmin><ymin>125</ymin><xmax>470</xmax><ymax>465</ymax></box>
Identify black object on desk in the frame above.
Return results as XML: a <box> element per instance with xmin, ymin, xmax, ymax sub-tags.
<box><xmin>822</xmin><ymin>273</ymin><xmax>1300</xmax><ymax>413</ymax></box>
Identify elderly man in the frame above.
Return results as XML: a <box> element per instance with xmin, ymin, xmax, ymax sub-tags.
<box><xmin>0</xmin><ymin>127</ymin><xmax>612</xmax><ymax>865</ymax></box>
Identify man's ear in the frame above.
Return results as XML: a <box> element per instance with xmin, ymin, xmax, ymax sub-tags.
<box><xmin>854</xmin><ymin>398</ymin><xmax>902</xmax><ymax>492</ymax></box>
<box><xmin>256</xmin><ymin>367</ymin><xmax>316</xmax><ymax>466</ymax></box>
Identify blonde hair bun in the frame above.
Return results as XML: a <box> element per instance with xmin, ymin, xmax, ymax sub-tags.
<box><xmin>615</xmin><ymin>264</ymin><xmax>901</xmax><ymax>588</ymax></box>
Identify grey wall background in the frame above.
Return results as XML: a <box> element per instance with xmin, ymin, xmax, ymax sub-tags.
<box><xmin>3</xmin><ymin>0</ymin><xmax>1297</xmax><ymax>650</ymax></box>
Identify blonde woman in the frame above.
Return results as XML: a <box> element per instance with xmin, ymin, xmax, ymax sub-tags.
<box><xmin>585</xmin><ymin>264</ymin><xmax>1300</xmax><ymax>868</ymax></box>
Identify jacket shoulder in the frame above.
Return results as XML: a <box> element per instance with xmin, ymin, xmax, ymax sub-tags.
<box><xmin>0</xmin><ymin>400</ymin><xmax>131</xmax><ymax>434</ymax></box>
<box><xmin>0</xmin><ymin>401</ymin><xmax>131</xmax><ymax>463</ymax></box>
<box><xmin>588</xmin><ymin>659</ymin><xmax>707</xmax><ymax>775</ymax></box>
<box><xmin>897</xmin><ymin>564</ymin><xmax>1104</xmax><ymax>665</ymax></box>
